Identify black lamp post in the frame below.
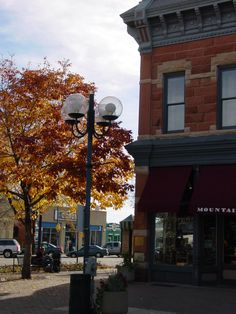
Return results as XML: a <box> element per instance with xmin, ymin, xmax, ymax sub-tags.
<box><xmin>61</xmin><ymin>92</ymin><xmax>122</xmax><ymax>313</ymax></box>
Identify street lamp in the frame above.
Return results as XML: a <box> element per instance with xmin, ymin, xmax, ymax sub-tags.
<box><xmin>61</xmin><ymin>92</ymin><xmax>122</xmax><ymax>270</ymax></box>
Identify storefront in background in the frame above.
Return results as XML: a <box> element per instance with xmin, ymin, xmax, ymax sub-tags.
<box><xmin>106</xmin><ymin>223</ymin><xmax>121</xmax><ymax>243</ymax></box>
<box><xmin>41</xmin><ymin>221</ymin><xmax>58</xmax><ymax>245</ymax></box>
<box><xmin>39</xmin><ymin>206</ymin><xmax>106</xmax><ymax>252</ymax></box>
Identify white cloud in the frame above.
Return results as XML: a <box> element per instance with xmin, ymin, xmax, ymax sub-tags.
<box><xmin>106</xmin><ymin>205</ymin><xmax>134</xmax><ymax>224</ymax></box>
<box><xmin>0</xmin><ymin>0</ymin><xmax>140</xmax><ymax>222</ymax></box>
<box><xmin>0</xmin><ymin>0</ymin><xmax>140</xmax><ymax>134</ymax></box>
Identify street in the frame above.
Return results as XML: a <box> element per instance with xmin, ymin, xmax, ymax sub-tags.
<box><xmin>0</xmin><ymin>255</ymin><xmax>122</xmax><ymax>268</ymax></box>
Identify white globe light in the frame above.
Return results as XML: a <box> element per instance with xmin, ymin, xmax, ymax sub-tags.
<box><xmin>105</xmin><ymin>103</ymin><xmax>116</xmax><ymax>115</ymax></box>
<box><xmin>62</xmin><ymin>93</ymin><xmax>89</xmax><ymax>120</ymax></box>
<box><xmin>98</xmin><ymin>96</ymin><xmax>123</xmax><ymax>121</ymax></box>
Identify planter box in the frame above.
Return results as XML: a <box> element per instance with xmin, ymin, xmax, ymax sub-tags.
<box><xmin>102</xmin><ymin>290</ymin><xmax>128</xmax><ymax>314</ymax></box>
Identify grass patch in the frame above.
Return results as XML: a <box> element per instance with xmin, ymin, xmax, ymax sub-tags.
<box><xmin>0</xmin><ymin>261</ymin><xmax>112</xmax><ymax>274</ymax></box>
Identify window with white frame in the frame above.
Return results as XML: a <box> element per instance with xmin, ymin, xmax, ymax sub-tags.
<box><xmin>164</xmin><ymin>73</ymin><xmax>185</xmax><ymax>133</ymax></box>
<box><xmin>218</xmin><ymin>66</ymin><xmax>236</xmax><ymax>128</ymax></box>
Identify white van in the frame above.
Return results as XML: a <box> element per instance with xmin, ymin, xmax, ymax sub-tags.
<box><xmin>103</xmin><ymin>241</ymin><xmax>121</xmax><ymax>256</ymax></box>
<box><xmin>0</xmin><ymin>239</ymin><xmax>21</xmax><ymax>258</ymax></box>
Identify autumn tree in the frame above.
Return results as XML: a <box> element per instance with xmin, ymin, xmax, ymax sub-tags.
<box><xmin>0</xmin><ymin>58</ymin><xmax>134</xmax><ymax>279</ymax></box>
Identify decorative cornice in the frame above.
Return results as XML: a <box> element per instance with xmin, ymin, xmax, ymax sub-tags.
<box><xmin>126</xmin><ymin>134</ymin><xmax>236</xmax><ymax>167</ymax></box>
<box><xmin>121</xmin><ymin>0</ymin><xmax>236</xmax><ymax>53</ymax></box>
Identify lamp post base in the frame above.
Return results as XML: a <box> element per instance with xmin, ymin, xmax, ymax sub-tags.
<box><xmin>69</xmin><ymin>273</ymin><xmax>92</xmax><ymax>314</ymax></box>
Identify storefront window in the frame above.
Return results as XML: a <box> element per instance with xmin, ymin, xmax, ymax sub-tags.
<box><xmin>154</xmin><ymin>213</ymin><xmax>193</xmax><ymax>266</ymax></box>
<box><xmin>91</xmin><ymin>230</ymin><xmax>102</xmax><ymax>246</ymax></box>
<box><xmin>42</xmin><ymin>227</ymin><xmax>57</xmax><ymax>245</ymax></box>
<box><xmin>65</xmin><ymin>223</ymin><xmax>76</xmax><ymax>252</ymax></box>
<box><xmin>113</xmin><ymin>235</ymin><xmax>120</xmax><ymax>242</ymax></box>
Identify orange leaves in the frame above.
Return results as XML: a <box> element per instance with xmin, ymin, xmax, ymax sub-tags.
<box><xmin>0</xmin><ymin>57</ymin><xmax>134</xmax><ymax>216</ymax></box>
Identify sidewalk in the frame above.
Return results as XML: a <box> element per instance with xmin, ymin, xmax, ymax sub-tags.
<box><xmin>1</xmin><ymin>271</ymin><xmax>236</xmax><ymax>313</ymax></box>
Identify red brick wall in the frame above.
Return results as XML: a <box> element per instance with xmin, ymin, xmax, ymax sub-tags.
<box><xmin>139</xmin><ymin>33</ymin><xmax>236</xmax><ymax>135</ymax></box>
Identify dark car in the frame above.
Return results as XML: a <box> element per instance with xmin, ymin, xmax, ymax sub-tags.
<box><xmin>66</xmin><ymin>245</ymin><xmax>108</xmax><ymax>258</ymax></box>
<box><xmin>37</xmin><ymin>242</ymin><xmax>63</xmax><ymax>255</ymax></box>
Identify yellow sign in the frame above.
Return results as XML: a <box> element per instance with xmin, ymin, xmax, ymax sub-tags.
<box><xmin>134</xmin><ymin>236</ymin><xmax>144</xmax><ymax>247</ymax></box>
<box><xmin>55</xmin><ymin>223</ymin><xmax>61</xmax><ymax>232</ymax></box>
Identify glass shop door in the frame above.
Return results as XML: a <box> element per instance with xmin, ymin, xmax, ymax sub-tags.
<box><xmin>200</xmin><ymin>215</ymin><xmax>222</xmax><ymax>284</ymax></box>
<box><xmin>223</xmin><ymin>216</ymin><xmax>236</xmax><ymax>283</ymax></box>
<box><xmin>202</xmin><ymin>216</ymin><xmax>217</xmax><ymax>267</ymax></box>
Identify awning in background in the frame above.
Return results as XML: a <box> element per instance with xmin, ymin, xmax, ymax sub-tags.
<box><xmin>138</xmin><ymin>166</ymin><xmax>192</xmax><ymax>212</ymax></box>
<box><xmin>120</xmin><ymin>215</ymin><xmax>134</xmax><ymax>230</ymax></box>
<box><xmin>190</xmin><ymin>165</ymin><xmax>236</xmax><ymax>214</ymax></box>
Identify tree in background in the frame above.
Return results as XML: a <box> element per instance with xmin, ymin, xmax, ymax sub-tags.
<box><xmin>0</xmin><ymin>58</ymin><xmax>134</xmax><ymax>279</ymax></box>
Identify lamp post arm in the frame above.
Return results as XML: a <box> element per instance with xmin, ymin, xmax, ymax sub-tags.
<box><xmin>83</xmin><ymin>93</ymin><xmax>94</xmax><ymax>273</ymax></box>
<box><xmin>73</xmin><ymin>122</ymin><xmax>88</xmax><ymax>138</ymax></box>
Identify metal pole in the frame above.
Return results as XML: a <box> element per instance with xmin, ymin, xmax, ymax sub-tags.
<box><xmin>76</xmin><ymin>230</ymin><xmax>79</xmax><ymax>265</ymax></box>
<box><xmin>83</xmin><ymin>93</ymin><xmax>94</xmax><ymax>274</ymax></box>
<box><xmin>69</xmin><ymin>94</ymin><xmax>95</xmax><ymax>314</ymax></box>
<box><xmin>37</xmin><ymin>214</ymin><xmax>42</xmax><ymax>253</ymax></box>
<box><xmin>56</xmin><ymin>209</ymin><xmax>60</xmax><ymax>247</ymax></box>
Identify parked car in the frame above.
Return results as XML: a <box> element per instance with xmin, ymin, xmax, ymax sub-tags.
<box><xmin>36</xmin><ymin>242</ymin><xmax>63</xmax><ymax>255</ymax></box>
<box><xmin>0</xmin><ymin>239</ymin><xmax>21</xmax><ymax>258</ymax></box>
<box><xmin>66</xmin><ymin>245</ymin><xmax>108</xmax><ymax>258</ymax></box>
<box><xmin>103</xmin><ymin>241</ymin><xmax>121</xmax><ymax>256</ymax></box>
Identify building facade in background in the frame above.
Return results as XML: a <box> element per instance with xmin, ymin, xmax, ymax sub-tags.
<box><xmin>120</xmin><ymin>215</ymin><xmax>134</xmax><ymax>256</ymax></box>
<box><xmin>122</xmin><ymin>0</ymin><xmax>236</xmax><ymax>285</ymax></box>
<box><xmin>39</xmin><ymin>207</ymin><xmax>106</xmax><ymax>252</ymax></box>
<box><xmin>105</xmin><ymin>223</ymin><xmax>121</xmax><ymax>243</ymax></box>
<box><xmin>0</xmin><ymin>195</ymin><xmax>118</xmax><ymax>254</ymax></box>
<box><xmin>0</xmin><ymin>196</ymin><xmax>14</xmax><ymax>239</ymax></box>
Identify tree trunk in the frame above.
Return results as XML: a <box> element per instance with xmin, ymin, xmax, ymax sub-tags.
<box><xmin>21</xmin><ymin>200</ymin><xmax>32</xmax><ymax>279</ymax></box>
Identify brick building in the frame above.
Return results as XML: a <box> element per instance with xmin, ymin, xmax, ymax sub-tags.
<box><xmin>122</xmin><ymin>0</ymin><xmax>236</xmax><ymax>285</ymax></box>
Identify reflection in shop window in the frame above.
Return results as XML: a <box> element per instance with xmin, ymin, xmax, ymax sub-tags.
<box><xmin>154</xmin><ymin>213</ymin><xmax>193</xmax><ymax>266</ymax></box>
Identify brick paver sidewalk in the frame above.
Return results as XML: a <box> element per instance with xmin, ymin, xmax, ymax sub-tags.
<box><xmin>1</xmin><ymin>271</ymin><xmax>236</xmax><ymax>314</ymax></box>
<box><xmin>0</xmin><ymin>272</ymin><xmax>70</xmax><ymax>314</ymax></box>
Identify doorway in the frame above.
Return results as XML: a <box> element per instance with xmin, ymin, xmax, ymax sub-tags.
<box><xmin>223</xmin><ymin>216</ymin><xmax>236</xmax><ymax>283</ymax></box>
<box><xmin>200</xmin><ymin>215</ymin><xmax>236</xmax><ymax>284</ymax></box>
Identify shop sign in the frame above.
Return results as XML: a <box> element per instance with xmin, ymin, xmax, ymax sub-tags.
<box><xmin>55</xmin><ymin>223</ymin><xmax>61</xmax><ymax>232</ymax></box>
<box><xmin>55</xmin><ymin>209</ymin><xmax>76</xmax><ymax>221</ymax></box>
<box><xmin>197</xmin><ymin>207</ymin><xmax>236</xmax><ymax>214</ymax></box>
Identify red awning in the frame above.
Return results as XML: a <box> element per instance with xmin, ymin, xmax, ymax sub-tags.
<box><xmin>138</xmin><ymin>166</ymin><xmax>192</xmax><ymax>212</ymax></box>
<box><xmin>190</xmin><ymin>165</ymin><xmax>236</xmax><ymax>214</ymax></box>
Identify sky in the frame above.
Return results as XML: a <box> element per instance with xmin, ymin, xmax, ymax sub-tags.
<box><xmin>0</xmin><ymin>0</ymin><xmax>140</xmax><ymax>223</ymax></box>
